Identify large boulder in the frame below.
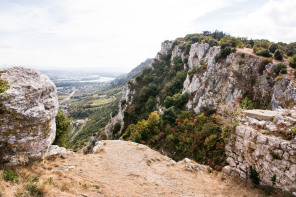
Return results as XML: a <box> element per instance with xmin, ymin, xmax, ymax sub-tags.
<box><xmin>0</xmin><ymin>67</ymin><xmax>58</xmax><ymax>164</ymax></box>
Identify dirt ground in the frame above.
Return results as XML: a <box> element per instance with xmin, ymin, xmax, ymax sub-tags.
<box><xmin>0</xmin><ymin>140</ymin><xmax>291</xmax><ymax>197</ymax></box>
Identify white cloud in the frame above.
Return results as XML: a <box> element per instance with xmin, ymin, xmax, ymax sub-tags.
<box><xmin>0</xmin><ymin>0</ymin><xmax>261</xmax><ymax>72</ymax></box>
<box><xmin>223</xmin><ymin>0</ymin><xmax>296</xmax><ymax>43</ymax></box>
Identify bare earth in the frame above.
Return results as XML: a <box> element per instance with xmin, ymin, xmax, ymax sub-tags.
<box><xmin>1</xmin><ymin>140</ymin><xmax>281</xmax><ymax>197</ymax></box>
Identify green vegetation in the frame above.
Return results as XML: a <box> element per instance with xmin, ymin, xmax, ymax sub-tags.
<box><xmin>24</xmin><ymin>183</ymin><xmax>44</xmax><ymax>197</ymax></box>
<box><xmin>3</xmin><ymin>169</ymin><xmax>19</xmax><ymax>183</ymax></box>
<box><xmin>68</xmin><ymin>87</ymin><xmax>121</xmax><ymax>150</ymax></box>
<box><xmin>258</xmin><ymin>58</ymin><xmax>272</xmax><ymax>75</ymax></box>
<box><xmin>240</xmin><ymin>96</ymin><xmax>254</xmax><ymax>110</ymax></box>
<box><xmin>274</xmin><ymin>49</ymin><xmax>283</xmax><ymax>61</ymax></box>
<box><xmin>290</xmin><ymin>128</ymin><xmax>296</xmax><ymax>138</ymax></box>
<box><xmin>0</xmin><ymin>78</ymin><xmax>9</xmax><ymax>93</ymax></box>
<box><xmin>54</xmin><ymin>110</ymin><xmax>71</xmax><ymax>147</ymax></box>
<box><xmin>289</xmin><ymin>54</ymin><xmax>296</xmax><ymax>68</ymax></box>
<box><xmin>123</xmin><ymin>111</ymin><xmax>226</xmax><ymax>170</ymax></box>
<box><xmin>250</xmin><ymin>166</ymin><xmax>260</xmax><ymax>185</ymax></box>
<box><xmin>274</xmin><ymin>63</ymin><xmax>287</xmax><ymax>75</ymax></box>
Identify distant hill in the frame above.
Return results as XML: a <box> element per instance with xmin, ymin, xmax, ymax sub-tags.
<box><xmin>110</xmin><ymin>58</ymin><xmax>152</xmax><ymax>87</ymax></box>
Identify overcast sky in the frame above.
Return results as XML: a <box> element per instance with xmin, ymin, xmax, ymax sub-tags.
<box><xmin>0</xmin><ymin>0</ymin><xmax>295</xmax><ymax>73</ymax></box>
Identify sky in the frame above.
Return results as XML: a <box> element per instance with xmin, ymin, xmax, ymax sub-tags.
<box><xmin>0</xmin><ymin>0</ymin><xmax>295</xmax><ymax>73</ymax></box>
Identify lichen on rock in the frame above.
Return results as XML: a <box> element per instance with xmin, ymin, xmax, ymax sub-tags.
<box><xmin>0</xmin><ymin>67</ymin><xmax>59</xmax><ymax>164</ymax></box>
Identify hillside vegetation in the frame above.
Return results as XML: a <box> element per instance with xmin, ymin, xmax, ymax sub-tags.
<box><xmin>106</xmin><ymin>31</ymin><xmax>296</xmax><ymax>170</ymax></box>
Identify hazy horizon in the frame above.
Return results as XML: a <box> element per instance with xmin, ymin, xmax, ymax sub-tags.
<box><xmin>0</xmin><ymin>0</ymin><xmax>295</xmax><ymax>73</ymax></box>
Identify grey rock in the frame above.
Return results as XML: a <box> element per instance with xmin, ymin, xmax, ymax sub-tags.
<box><xmin>0</xmin><ymin>67</ymin><xmax>58</xmax><ymax>164</ymax></box>
<box><xmin>45</xmin><ymin>145</ymin><xmax>67</xmax><ymax>157</ymax></box>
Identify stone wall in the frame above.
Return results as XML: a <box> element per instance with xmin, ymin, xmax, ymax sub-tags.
<box><xmin>224</xmin><ymin>125</ymin><xmax>296</xmax><ymax>193</ymax></box>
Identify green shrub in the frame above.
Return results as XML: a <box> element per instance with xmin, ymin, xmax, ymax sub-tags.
<box><xmin>163</xmin><ymin>107</ymin><xmax>177</xmax><ymax>125</ymax></box>
<box><xmin>112</xmin><ymin>123</ymin><xmax>121</xmax><ymax>135</ymax></box>
<box><xmin>258</xmin><ymin>58</ymin><xmax>272</xmax><ymax>74</ymax></box>
<box><xmin>54</xmin><ymin>110</ymin><xmax>71</xmax><ymax>147</ymax></box>
<box><xmin>269</xmin><ymin>43</ymin><xmax>278</xmax><ymax>53</ymax></box>
<box><xmin>289</xmin><ymin>54</ymin><xmax>296</xmax><ymax>68</ymax></box>
<box><xmin>0</xmin><ymin>78</ymin><xmax>9</xmax><ymax>93</ymax></box>
<box><xmin>290</xmin><ymin>128</ymin><xmax>296</xmax><ymax>137</ymax></box>
<box><xmin>3</xmin><ymin>169</ymin><xmax>19</xmax><ymax>183</ymax></box>
<box><xmin>249</xmin><ymin>166</ymin><xmax>260</xmax><ymax>185</ymax></box>
<box><xmin>202</xmin><ymin>121</ymin><xmax>219</xmax><ymax>137</ymax></box>
<box><xmin>274</xmin><ymin>63</ymin><xmax>287</xmax><ymax>75</ymax></box>
<box><xmin>25</xmin><ymin>183</ymin><xmax>44</xmax><ymax>196</ymax></box>
<box><xmin>256</xmin><ymin>49</ymin><xmax>272</xmax><ymax>57</ymax></box>
<box><xmin>184</xmin><ymin>41</ymin><xmax>192</xmax><ymax>55</ymax></box>
<box><xmin>240</xmin><ymin>96</ymin><xmax>254</xmax><ymax>109</ymax></box>
<box><xmin>274</xmin><ymin>49</ymin><xmax>283</xmax><ymax>61</ymax></box>
<box><xmin>173</xmin><ymin>56</ymin><xmax>182</xmax><ymax>64</ymax></box>
<box><xmin>241</xmin><ymin>53</ymin><xmax>245</xmax><ymax>58</ymax></box>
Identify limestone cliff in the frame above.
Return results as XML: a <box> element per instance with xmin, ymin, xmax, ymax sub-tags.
<box><xmin>0</xmin><ymin>67</ymin><xmax>59</xmax><ymax>164</ymax></box>
<box><xmin>105</xmin><ymin>39</ymin><xmax>296</xmax><ymax>139</ymax></box>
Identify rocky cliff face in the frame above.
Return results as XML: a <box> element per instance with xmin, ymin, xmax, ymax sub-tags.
<box><xmin>106</xmin><ymin>40</ymin><xmax>296</xmax><ymax>139</ymax></box>
<box><xmin>182</xmin><ymin>46</ymin><xmax>295</xmax><ymax>114</ymax></box>
<box><xmin>0</xmin><ymin>67</ymin><xmax>58</xmax><ymax>164</ymax></box>
<box><xmin>104</xmin><ymin>81</ymin><xmax>135</xmax><ymax>138</ymax></box>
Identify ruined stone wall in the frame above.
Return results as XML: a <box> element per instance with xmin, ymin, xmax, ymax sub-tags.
<box><xmin>224</xmin><ymin>125</ymin><xmax>296</xmax><ymax>193</ymax></box>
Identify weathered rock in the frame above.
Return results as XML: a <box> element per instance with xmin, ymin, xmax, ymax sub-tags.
<box><xmin>0</xmin><ymin>67</ymin><xmax>58</xmax><ymax>164</ymax></box>
<box><xmin>104</xmin><ymin>82</ymin><xmax>135</xmax><ymax>138</ymax></box>
<box><xmin>226</xmin><ymin>125</ymin><xmax>296</xmax><ymax>193</ymax></box>
<box><xmin>45</xmin><ymin>145</ymin><xmax>67</xmax><ymax>157</ymax></box>
<box><xmin>92</xmin><ymin>141</ymin><xmax>104</xmax><ymax>153</ymax></box>
<box><xmin>245</xmin><ymin>110</ymin><xmax>283</xmax><ymax>121</ymax></box>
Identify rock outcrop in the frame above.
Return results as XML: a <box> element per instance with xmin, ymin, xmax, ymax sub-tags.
<box><xmin>223</xmin><ymin>109</ymin><xmax>296</xmax><ymax>193</ymax></box>
<box><xmin>0</xmin><ymin>67</ymin><xmax>58</xmax><ymax>164</ymax></box>
<box><xmin>104</xmin><ymin>82</ymin><xmax>135</xmax><ymax>138</ymax></box>
<box><xmin>183</xmin><ymin>49</ymin><xmax>296</xmax><ymax>114</ymax></box>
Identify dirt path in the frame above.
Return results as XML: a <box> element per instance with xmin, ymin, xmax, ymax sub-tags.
<box><xmin>1</xmin><ymin>140</ymin><xmax>283</xmax><ymax>197</ymax></box>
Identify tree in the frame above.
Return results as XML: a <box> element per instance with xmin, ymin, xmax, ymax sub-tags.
<box><xmin>274</xmin><ymin>49</ymin><xmax>283</xmax><ymax>61</ymax></box>
<box><xmin>54</xmin><ymin>109</ymin><xmax>71</xmax><ymax>147</ymax></box>
<box><xmin>269</xmin><ymin>43</ymin><xmax>278</xmax><ymax>53</ymax></box>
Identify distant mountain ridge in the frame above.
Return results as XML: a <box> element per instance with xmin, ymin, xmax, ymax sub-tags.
<box><xmin>111</xmin><ymin>58</ymin><xmax>152</xmax><ymax>86</ymax></box>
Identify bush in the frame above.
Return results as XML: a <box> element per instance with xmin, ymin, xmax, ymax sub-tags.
<box><xmin>25</xmin><ymin>183</ymin><xmax>44</xmax><ymax>196</ymax></box>
<box><xmin>54</xmin><ymin>110</ymin><xmax>71</xmax><ymax>147</ymax></box>
<box><xmin>173</xmin><ymin>56</ymin><xmax>182</xmax><ymax>64</ymax></box>
<box><xmin>240</xmin><ymin>96</ymin><xmax>254</xmax><ymax>109</ymax></box>
<box><xmin>256</xmin><ymin>49</ymin><xmax>272</xmax><ymax>57</ymax></box>
<box><xmin>250</xmin><ymin>166</ymin><xmax>260</xmax><ymax>185</ymax></box>
<box><xmin>3</xmin><ymin>169</ymin><xmax>19</xmax><ymax>183</ymax></box>
<box><xmin>274</xmin><ymin>63</ymin><xmax>287</xmax><ymax>75</ymax></box>
<box><xmin>269</xmin><ymin>43</ymin><xmax>278</xmax><ymax>53</ymax></box>
<box><xmin>289</xmin><ymin>54</ymin><xmax>296</xmax><ymax>68</ymax></box>
<box><xmin>274</xmin><ymin>49</ymin><xmax>283</xmax><ymax>61</ymax></box>
<box><xmin>112</xmin><ymin>123</ymin><xmax>121</xmax><ymax>135</ymax></box>
<box><xmin>258</xmin><ymin>58</ymin><xmax>272</xmax><ymax>74</ymax></box>
<box><xmin>0</xmin><ymin>78</ymin><xmax>9</xmax><ymax>93</ymax></box>
<box><xmin>162</xmin><ymin>106</ymin><xmax>177</xmax><ymax>125</ymax></box>
<box><xmin>202</xmin><ymin>121</ymin><xmax>220</xmax><ymax>137</ymax></box>
<box><xmin>184</xmin><ymin>41</ymin><xmax>192</xmax><ymax>55</ymax></box>
<box><xmin>221</xmin><ymin>47</ymin><xmax>232</xmax><ymax>58</ymax></box>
